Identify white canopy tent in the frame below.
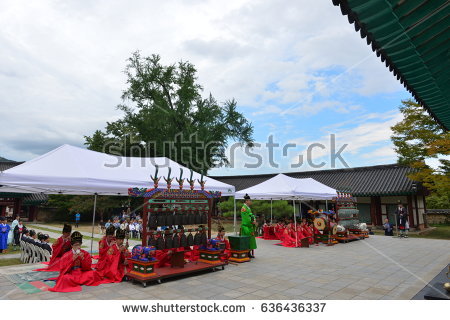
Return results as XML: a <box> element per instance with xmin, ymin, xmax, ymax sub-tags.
<box><xmin>234</xmin><ymin>174</ymin><xmax>337</xmax><ymax>246</ymax></box>
<box><xmin>0</xmin><ymin>144</ymin><xmax>235</xmax><ymax>252</ymax></box>
<box><xmin>235</xmin><ymin>173</ymin><xmax>337</xmax><ymax>200</ymax></box>
<box><xmin>0</xmin><ymin>144</ymin><xmax>235</xmax><ymax>196</ymax></box>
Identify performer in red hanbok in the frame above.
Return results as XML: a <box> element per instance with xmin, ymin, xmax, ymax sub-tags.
<box><xmin>262</xmin><ymin>220</ymin><xmax>277</xmax><ymax>240</ymax></box>
<box><xmin>96</xmin><ymin>225</ymin><xmax>116</xmax><ymax>272</ymax></box>
<box><xmin>215</xmin><ymin>227</ymin><xmax>230</xmax><ymax>261</ymax></box>
<box><xmin>309</xmin><ymin>221</ymin><xmax>321</xmax><ymax>245</ymax></box>
<box><xmin>299</xmin><ymin>218</ymin><xmax>314</xmax><ymax>244</ymax></box>
<box><xmin>96</xmin><ymin>229</ymin><xmax>130</xmax><ymax>283</ymax></box>
<box><xmin>274</xmin><ymin>219</ymin><xmax>286</xmax><ymax>241</ymax></box>
<box><xmin>49</xmin><ymin>232</ymin><xmax>103</xmax><ymax>292</ymax></box>
<box><xmin>36</xmin><ymin>224</ymin><xmax>72</xmax><ymax>271</ymax></box>
<box><xmin>281</xmin><ymin>221</ymin><xmax>298</xmax><ymax>247</ymax></box>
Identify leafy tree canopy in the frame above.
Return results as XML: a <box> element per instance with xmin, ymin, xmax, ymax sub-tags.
<box><xmin>219</xmin><ymin>197</ymin><xmax>294</xmax><ymax>219</ymax></box>
<box><xmin>85</xmin><ymin>51</ymin><xmax>254</xmax><ymax>174</ymax></box>
<box><xmin>391</xmin><ymin>99</ymin><xmax>450</xmax><ymax>209</ymax></box>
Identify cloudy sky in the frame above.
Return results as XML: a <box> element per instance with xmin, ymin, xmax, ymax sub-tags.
<box><xmin>0</xmin><ymin>0</ymin><xmax>411</xmax><ymax>175</ymax></box>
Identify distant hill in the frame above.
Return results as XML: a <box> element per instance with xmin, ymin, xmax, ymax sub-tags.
<box><xmin>0</xmin><ymin>156</ymin><xmax>13</xmax><ymax>161</ymax></box>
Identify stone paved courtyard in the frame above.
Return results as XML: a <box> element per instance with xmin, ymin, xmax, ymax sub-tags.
<box><xmin>0</xmin><ymin>235</ymin><xmax>448</xmax><ymax>300</ymax></box>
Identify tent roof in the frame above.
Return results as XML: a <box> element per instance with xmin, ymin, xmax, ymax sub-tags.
<box><xmin>0</xmin><ymin>144</ymin><xmax>235</xmax><ymax>196</ymax></box>
<box><xmin>332</xmin><ymin>0</ymin><xmax>450</xmax><ymax>130</ymax></box>
<box><xmin>235</xmin><ymin>174</ymin><xmax>337</xmax><ymax>200</ymax></box>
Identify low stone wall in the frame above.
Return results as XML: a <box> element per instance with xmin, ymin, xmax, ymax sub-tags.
<box><xmin>425</xmin><ymin>209</ymin><xmax>450</xmax><ymax>225</ymax></box>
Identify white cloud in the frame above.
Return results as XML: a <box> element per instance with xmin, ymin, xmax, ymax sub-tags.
<box><xmin>0</xmin><ymin>0</ymin><xmax>407</xmax><ymax>161</ymax></box>
<box><xmin>286</xmin><ymin>111</ymin><xmax>403</xmax><ymax>168</ymax></box>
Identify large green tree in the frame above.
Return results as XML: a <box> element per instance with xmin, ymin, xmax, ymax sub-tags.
<box><xmin>391</xmin><ymin>99</ymin><xmax>450</xmax><ymax>209</ymax></box>
<box><xmin>85</xmin><ymin>52</ymin><xmax>254</xmax><ymax>174</ymax></box>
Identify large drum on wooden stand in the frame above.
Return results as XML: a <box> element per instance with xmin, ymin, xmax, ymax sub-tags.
<box><xmin>313</xmin><ymin>217</ymin><xmax>328</xmax><ymax>231</ymax></box>
<box><xmin>313</xmin><ymin>217</ymin><xmax>337</xmax><ymax>235</ymax></box>
<box><xmin>326</xmin><ymin>222</ymin><xmax>338</xmax><ymax>235</ymax></box>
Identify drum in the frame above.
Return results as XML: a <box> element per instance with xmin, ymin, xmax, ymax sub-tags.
<box><xmin>313</xmin><ymin>217</ymin><xmax>327</xmax><ymax>231</ymax></box>
<box><xmin>327</xmin><ymin>222</ymin><xmax>338</xmax><ymax>235</ymax></box>
<box><xmin>314</xmin><ymin>217</ymin><xmax>337</xmax><ymax>234</ymax></box>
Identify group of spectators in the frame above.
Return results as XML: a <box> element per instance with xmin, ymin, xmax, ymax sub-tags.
<box><xmin>0</xmin><ymin>216</ymin><xmax>52</xmax><ymax>261</ymax></box>
<box><xmin>103</xmin><ymin>210</ymin><xmax>143</xmax><ymax>239</ymax></box>
<box><xmin>383</xmin><ymin>203</ymin><xmax>410</xmax><ymax>238</ymax></box>
<box><xmin>20</xmin><ymin>230</ymin><xmax>52</xmax><ymax>262</ymax></box>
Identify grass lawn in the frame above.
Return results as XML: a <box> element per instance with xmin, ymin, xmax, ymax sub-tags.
<box><xmin>27</xmin><ymin>224</ymin><xmax>102</xmax><ymax>242</ymax></box>
<box><xmin>410</xmin><ymin>224</ymin><xmax>450</xmax><ymax>240</ymax></box>
<box><xmin>0</xmin><ymin>258</ymin><xmax>23</xmax><ymax>267</ymax></box>
<box><xmin>5</xmin><ymin>244</ymin><xmax>21</xmax><ymax>254</ymax></box>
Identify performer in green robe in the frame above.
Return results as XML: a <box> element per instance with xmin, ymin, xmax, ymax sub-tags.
<box><xmin>240</xmin><ymin>194</ymin><xmax>257</xmax><ymax>258</ymax></box>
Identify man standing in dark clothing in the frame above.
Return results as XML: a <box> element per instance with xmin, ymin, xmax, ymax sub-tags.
<box><xmin>395</xmin><ymin>204</ymin><xmax>408</xmax><ymax>238</ymax></box>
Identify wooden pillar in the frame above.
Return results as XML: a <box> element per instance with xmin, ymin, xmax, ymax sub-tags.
<box><xmin>369</xmin><ymin>196</ymin><xmax>377</xmax><ymax>225</ymax></box>
<box><xmin>0</xmin><ymin>206</ymin><xmax>6</xmax><ymax>217</ymax></box>
<box><xmin>375</xmin><ymin>197</ymin><xmax>382</xmax><ymax>226</ymax></box>
<box><xmin>207</xmin><ymin>199</ymin><xmax>213</xmax><ymax>239</ymax></box>
<box><xmin>29</xmin><ymin>206</ymin><xmax>37</xmax><ymax>222</ymax></box>
<box><xmin>414</xmin><ymin>195</ymin><xmax>420</xmax><ymax>228</ymax></box>
<box><xmin>13</xmin><ymin>198</ymin><xmax>22</xmax><ymax>219</ymax></box>
<box><xmin>407</xmin><ymin>195</ymin><xmax>415</xmax><ymax>227</ymax></box>
<box><xmin>423</xmin><ymin>195</ymin><xmax>428</xmax><ymax>228</ymax></box>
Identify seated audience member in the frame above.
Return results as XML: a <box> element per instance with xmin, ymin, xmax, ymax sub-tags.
<box><xmin>383</xmin><ymin>218</ymin><xmax>394</xmax><ymax>236</ymax></box>
<box><xmin>39</xmin><ymin>233</ymin><xmax>52</xmax><ymax>254</ymax></box>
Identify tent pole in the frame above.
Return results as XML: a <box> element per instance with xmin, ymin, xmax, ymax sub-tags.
<box><xmin>233</xmin><ymin>197</ymin><xmax>237</xmax><ymax>235</ymax></box>
<box><xmin>294</xmin><ymin>199</ymin><xmax>298</xmax><ymax>248</ymax></box>
<box><xmin>325</xmin><ymin>199</ymin><xmax>328</xmax><ymax>211</ymax></box>
<box><xmin>90</xmin><ymin>193</ymin><xmax>97</xmax><ymax>254</ymax></box>
<box><xmin>270</xmin><ymin>199</ymin><xmax>273</xmax><ymax>224</ymax></box>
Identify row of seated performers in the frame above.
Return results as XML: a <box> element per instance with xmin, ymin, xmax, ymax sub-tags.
<box><xmin>149</xmin><ymin>226</ymin><xmax>231</xmax><ymax>266</ymax></box>
<box><xmin>263</xmin><ymin>218</ymin><xmax>320</xmax><ymax>247</ymax></box>
<box><xmin>36</xmin><ymin>224</ymin><xmax>231</xmax><ymax>292</ymax></box>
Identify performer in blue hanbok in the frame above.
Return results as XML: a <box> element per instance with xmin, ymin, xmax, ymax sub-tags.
<box><xmin>0</xmin><ymin>217</ymin><xmax>11</xmax><ymax>253</ymax></box>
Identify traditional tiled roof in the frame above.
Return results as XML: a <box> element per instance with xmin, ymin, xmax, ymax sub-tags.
<box><xmin>332</xmin><ymin>0</ymin><xmax>450</xmax><ymax>130</ymax></box>
<box><xmin>212</xmin><ymin>164</ymin><xmax>421</xmax><ymax>197</ymax></box>
<box><xmin>0</xmin><ymin>161</ymin><xmax>23</xmax><ymax>172</ymax></box>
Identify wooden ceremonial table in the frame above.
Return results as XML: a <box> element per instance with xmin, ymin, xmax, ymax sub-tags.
<box><xmin>126</xmin><ymin>260</ymin><xmax>226</xmax><ymax>287</ymax></box>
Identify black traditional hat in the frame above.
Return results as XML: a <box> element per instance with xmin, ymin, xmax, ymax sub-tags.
<box><xmin>244</xmin><ymin>194</ymin><xmax>251</xmax><ymax>200</ymax></box>
<box><xmin>115</xmin><ymin>228</ymin><xmax>126</xmax><ymax>239</ymax></box>
<box><xmin>106</xmin><ymin>225</ymin><xmax>116</xmax><ymax>236</ymax></box>
<box><xmin>71</xmin><ymin>231</ymin><xmax>83</xmax><ymax>245</ymax></box>
<box><xmin>63</xmin><ymin>224</ymin><xmax>72</xmax><ymax>233</ymax></box>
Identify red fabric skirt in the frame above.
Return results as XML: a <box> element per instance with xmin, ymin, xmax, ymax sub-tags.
<box><xmin>49</xmin><ymin>268</ymin><xmax>104</xmax><ymax>292</ymax></box>
<box><xmin>263</xmin><ymin>226</ymin><xmax>278</xmax><ymax>240</ymax></box>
